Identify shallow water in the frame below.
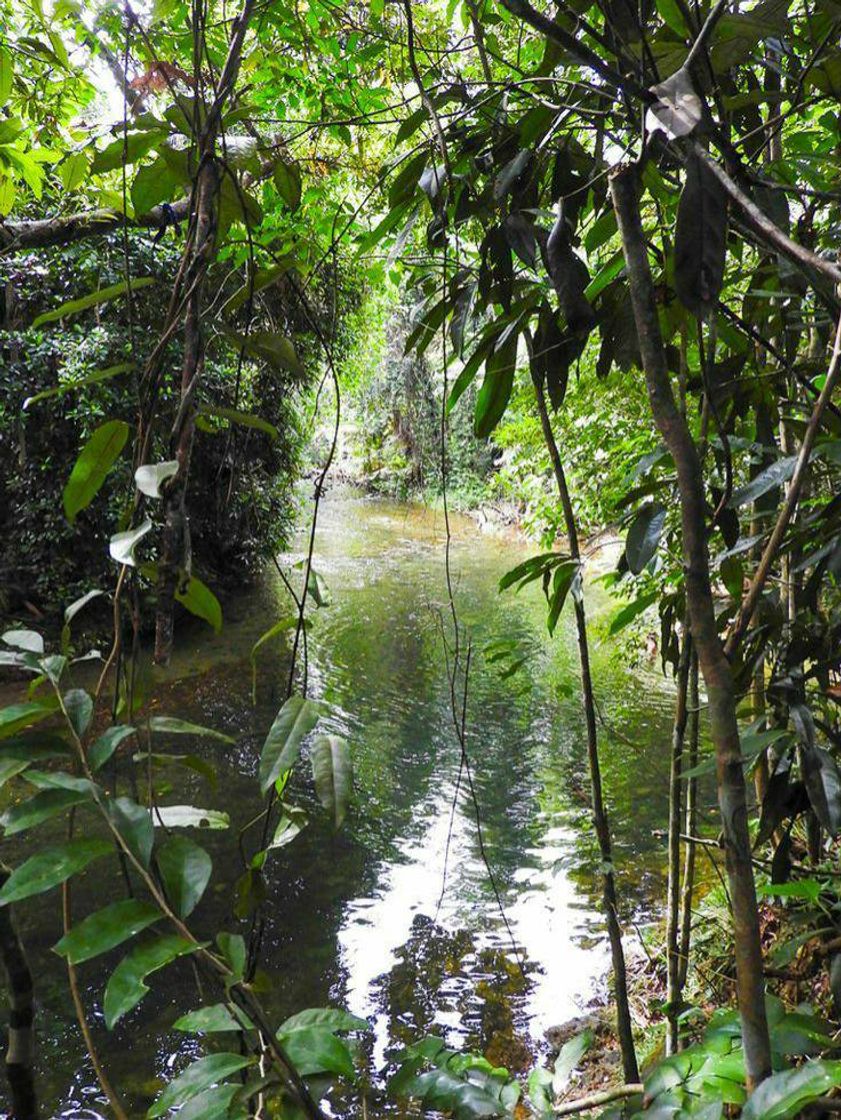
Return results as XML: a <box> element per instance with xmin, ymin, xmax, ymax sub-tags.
<box><xmin>2</xmin><ymin>489</ymin><xmax>685</xmax><ymax>1118</ymax></box>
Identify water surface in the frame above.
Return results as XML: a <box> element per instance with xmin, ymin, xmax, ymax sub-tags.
<box><xmin>2</xmin><ymin>489</ymin><xmax>680</xmax><ymax>1117</ymax></box>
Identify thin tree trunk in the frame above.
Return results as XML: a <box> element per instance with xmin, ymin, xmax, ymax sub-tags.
<box><xmin>531</xmin><ymin>366</ymin><xmax>639</xmax><ymax>1084</ymax></box>
<box><xmin>0</xmin><ymin>870</ymin><xmax>37</xmax><ymax>1119</ymax></box>
<box><xmin>678</xmin><ymin>650</ymin><xmax>699</xmax><ymax>993</ymax></box>
<box><xmin>666</xmin><ymin>627</ymin><xmax>691</xmax><ymax>1054</ymax></box>
<box><xmin>610</xmin><ymin>164</ymin><xmax>772</xmax><ymax>1088</ymax></box>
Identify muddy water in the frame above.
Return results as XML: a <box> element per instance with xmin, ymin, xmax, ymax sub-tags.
<box><xmin>2</xmin><ymin>490</ymin><xmax>684</xmax><ymax>1117</ymax></box>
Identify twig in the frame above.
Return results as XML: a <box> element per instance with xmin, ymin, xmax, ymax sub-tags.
<box><xmin>554</xmin><ymin>1082</ymin><xmax>644</xmax><ymax>1115</ymax></box>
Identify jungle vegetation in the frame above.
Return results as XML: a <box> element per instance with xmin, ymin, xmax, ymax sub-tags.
<box><xmin>2</xmin><ymin>0</ymin><xmax>841</xmax><ymax>1115</ymax></box>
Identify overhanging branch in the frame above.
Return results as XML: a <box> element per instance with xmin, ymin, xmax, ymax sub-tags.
<box><xmin>0</xmin><ymin>199</ymin><xmax>190</xmax><ymax>253</ymax></box>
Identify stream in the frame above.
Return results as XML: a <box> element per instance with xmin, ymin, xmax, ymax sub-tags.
<box><xmin>2</xmin><ymin>488</ymin><xmax>685</xmax><ymax>1118</ymax></box>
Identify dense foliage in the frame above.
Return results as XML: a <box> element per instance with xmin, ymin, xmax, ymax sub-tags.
<box><xmin>4</xmin><ymin>0</ymin><xmax>841</xmax><ymax>1114</ymax></box>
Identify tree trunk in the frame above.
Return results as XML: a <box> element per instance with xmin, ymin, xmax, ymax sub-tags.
<box><xmin>610</xmin><ymin>163</ymin><xmax>771</xmax><ymax>1088</ymax></box>
<box><xmin>531</xmin><ymin>368</ymin><xmax>639</xmax><ymax>1084</ymax></box>
<box><xmin>678</xmin><ymin>651</ymin><xmax>699</xmax><ymax>993</ymax></box>
<box><xmin>0</xmin><ymin>870</ymin><xmax>37</xmax><ymax>1119</ymax></box>
<box><xmin>666</xmin><ymin>628</ymin><xmax>691</xmax><ymax>1054</ymax></box>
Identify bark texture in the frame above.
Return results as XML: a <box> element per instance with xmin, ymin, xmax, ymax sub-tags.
<box><xmin>610</xmin><ymin>163</ymin><xmax>771</xmax><ymax>1088</ymax></box>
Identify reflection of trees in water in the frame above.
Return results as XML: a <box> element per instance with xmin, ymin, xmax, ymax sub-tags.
<box><xmin>376</xmin><ymin>915</ymin><xmax>536</xmax><ymax>1076</ymax></box>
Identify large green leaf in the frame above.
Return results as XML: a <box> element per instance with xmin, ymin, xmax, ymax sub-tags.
<box><xmin>625</xmin><ymin>503</ymin><xmax>667</xmax><ymax>574</ymax></box>
<box><xmin>63</xmin><ymin>420</ymin><xmax>130</xmax><ymax>524</ymax></box>
<box><xmin>88</xmin><ymin>725</ymin><xmax>136</xmax><ymax>771</ymax></box>
<box><xmin>152</xmin><ymin>805</ymin><xmax>230</xmax><ymax>829</ymax></box>
<box><xmin>310</xmin><ymin>734</ymin><xmax>352</xmax><ymax>827</ymax></box>
<box><xmin>741</xmin><ymin>1060</ymin><xmax>841</xmax><ymax>1120</ymax></box>
<box><xmin>23</xmin><ymin>364</ymin><xmax>134</xmax><ymax>410</ymax></box>
<box><xmin>729</xmin><ymin>456</ymin><xmax>797</xmax><ymax>508</ymax></box>
<box><xmin>276</xmin><ymin>1026</ymin><xmax>355</xmax><ymax>1078</ymax></box>
<box><xmin>148</xmin><ymin>1054</ymin><xmax>253</xmax><ymax>1118</ymax></box>
<box><xmin>279</xmin><ymin>1007</ymin><xmax>370</xmax><ymax>1034</ymax></box>
<box><xmin>108</xmin><ymin>796</ymin><xmax>154</xmax><ymax>867</ymax></box>
<box><xmin>53</xmin><ymin>899</ymin><xmax>160</xmax><ymax>964</ymax></box>
<box><xmin>1</xmin><ymin>785</ymin><xmax>92</xmax><ymax>835</ymax></box>
<box><xmin>157</xmin><ymin>835</ymin><xmax>212</xmax><ymax>918</ymax></box>
<box><xmin>33</xmin><ymin>278</ymin><xmax>155</xmax><ymax>327</ymax></box>
<box><xmin>474</xmin><ymin>334</ymin><xmax>517</xmax><ymax>439</ymax></box>
<box><xmin>197</xmin><ymin>404</ymin><xmax>278</xmax><ymax>440</ymax></box>
<box><xmin>164</xmin><ymin>1084</ymin><xmax>244</xmax><ymax>1120</ymax></box>
<box><xmin>104</xmin><ymin>935</ymin><xmax>201</xmax><ymax>1028</ymax></box>
<box><xmin>175</xmin><ymin>574</ymin><xmax>223</xmax><ymax>633</ymax></box>
<box><xmin>259</xmin><ymin>695</ymin><xmax>320</xmax><ymax>792</ymax></box>
<box><xmin>219</xmin><ymin>330</ymin><xmax>304</xmax><ymax>378</ymax></box>
<box><xmin>0</xmin><ymin>838</ymin><xmax>111</xmax><ymax>904</ymax></box>
<box><xmin>147</xmin><ymin>716</ymin><xmax>234</xmax><ymax>743</ymax></box>
<box><xmin>173</xmin><ymin>1003</ymin><xmax>245</xmax><ymax>1033</ymax></box>
<box><xmin>0</xmin><ymin>702</ymin><xmax>56</xmax><ymax>741</ymax></box>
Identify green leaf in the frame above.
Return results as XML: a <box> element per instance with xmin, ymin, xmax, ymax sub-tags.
<box><xmin>259</xmin><ymin>696</ymin><xmax>320</xmax><ymax>792</ymax></box>
<box><xmin>269</xmin><ymin>807</ymin><xmax>307</xmax><ymax>849</ymax></box>
<box><xmin>89</xmin><ymin>725</ymin><xmax>135</xmax><ymax>771</ymax></box>
<box><xmin>741</xmin><ymin>1060</ymin><xmax>841</xmax><ymax>1120</ymax></box>
<box><xmin>310</xmin><ymin>734</ymin><xmax>352</xmax><ymax>827</ymax></box>
<box><xmin>63</xmin><ymin>421</ymin><xmax>130</xmax><ymax>524</ymax></box>
<box><xmin>33</xmin><ymin>278</ymin><xmax>155</xmax><ymax>327</ymax></box>
<box><xmin>0</xmin><ymin>838</ymin><xmax>111</xmax><ymax>905</ymax></box>
<box><xmin>220</xmin><ymin>259</ymin><xmax>295</xmax><ymax>316</ymax></box>
<box><xmin>132</xmin><ymin>157</ymin><xmax>185</xmax><ymax>214</ymax></box>
<box><xmin>164</xmin><ymin>1085</ymin><xmax>242</xmax><ymax>1120</ymax></box>
<box><xmin>0</xmin><ymin>45</ymin><xmax>13</xmax><ymax>105</ymax></box>
<box><xmin>104</xmin><ymin>935</ymin><xmax>201</xmax><ymax>1028</ymax></box>
<box><xmin>175</xmin><ymin>574</ymin><xmax>223</xmax><ymax>633</ymax></box>
<box><xmin>1</xmin><ymin>785</ymin><xmax>92</xmax><ymax>835</ymax></box>
<box><xmin>279</xmin><ymin>1007</ymin><xmax>370</xmax><ymax>1034</ymax></box>
<box><xmin>196</xmin><ymin>404</ymin><xmax>278</xmax><ymax>440</ymax></box>
<box><xmin>0</xmin><ymin>702</ymin><xmax>56</xmax><ymax>741</ymax></box>
<box><xmin>217</xmin><ymin>932</ymin><xmax>246</xmax><ymax>979</ymax></box>
<box><xmin>475</xmin><ymin>334</ymin><xmax>517</xmax><ymax>439</ymax></box>
<box><xmin>552</xmin><ymin>1030</ymin><xmax>593</xmax><ymax>1093</ymax></box>
<box><xmin>59</xmin><ymin>150</ymin><xmax>91</xmax><ymax>192</ymax></box>
<box><xmin>173</xmin><ymin>1004</ymin><xmax>245</xmax><ymax>1033</ymax></box>
<box><xmin>148</xmin><ymin>1052</ymin><xmax>253</xmax><ymax>1118</ymax></box>
<box><xmin>729</xmin><ymin>456</ymin><xmax>797</xmax><ymax>507</ymax></box>
<box><xmin>157</xmin><ymin>835</ymin><xmax>212</xmax><ymax>918</ymax></box>
<box><xmin>109</xmin><ymin>518</ymin><xmax>152</xmax><ymax>566</ymax></box>
<box><xmin>108</xmin><ymin>796</ymin><xmax>154</xmax><ymax>867</ymax></box>
<box><xmin>273</xmin><ymin>158</ymin><xmax>302</xmax><ymax>210</ymax></box>
<box><xmin>608</xmin><ymin>590</ymin><xmax>659</xmax><ymax>635</ymax></box>
<box><xmin>64</xmin><ymin>688</ymin><xmax>93</xmax><ymax>738</ymax></box>
<box><xmin>147</xmin><ymin>716</ymin><xmax>234</xmax><ymax>743</ymax></box>
<box><xmin>62</xmin><ymin>589</ymin><xmax>105</xmax><ymax>652</ymax></box>
<box><xmin>625</xmin><ymin>503</ymin><xmax>667</xmax><ymax>574</ymax></box>
<box><xmin>219</xmin><ymin>331</ymin><xmax>305</xmax><ymax>378</ymax></box>
<box><xmin>91</xmin><ymin>130</ymin><xmax>167</xmax><ymax>174</ymax></box>
<box><xmin>22</xmin><ymin>362</ymin><xmax>133</xmax><ymax>412</ymax></box>
<box><xmin>53</xmin><ymin>899</ymin><xmax>160</xmax><ymax>964</ymax></box>
<box><xmin>276</xmin><ymin>1026</ymin><xmax>355</xmax><ymax>1078</ymax></box>
<box><xmin>135</xmin><ymin>460</ymin><xmax>179</xmax><ymax>498</ymax></box>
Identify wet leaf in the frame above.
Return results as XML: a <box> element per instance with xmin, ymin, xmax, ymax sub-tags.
<box><xmin>0</xmin><ymin>838</ymin><xmax>111</xmax><ymax>905</ymax></box>
<box><xmin>259</xmin><ymin>695</ymin><xmax>320</xmax><ymax>792</ymax></box>
<box><xmin>626</xmin><ymin>503</ymin><xmax>667</xmax><ymax>573</ymax></box>
<box><xmin>310</xmin><ymin>734</ymin><xmax>352</xmax><ymax>827</ymax></box>
<box><xmin>104</xmin><ymin>935</ymin><xmax>201</xmax><ymax>1028</ymax></box>
<box><xmin>53</xmin><ymin>899</ymin><xmax>160</xmax><ymax>964</ymax></box>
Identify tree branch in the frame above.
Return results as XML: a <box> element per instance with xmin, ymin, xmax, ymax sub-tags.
<box><xmin>554</xmin><ymin>1082</ymin><xmax>644</xmax><ymax>1116</ymax></box>
<box><xmin>0</xmin><ymin>200</ymin><xmax>190</xmax><ymax>253</ymax></box>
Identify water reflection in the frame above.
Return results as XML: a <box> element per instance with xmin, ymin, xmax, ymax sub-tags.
<box><xmin>2</xmin><ymin>489</ymin><xmax>680</xmax><ymax>1118</ymax></box>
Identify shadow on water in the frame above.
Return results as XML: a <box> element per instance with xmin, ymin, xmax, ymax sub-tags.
<box><xmin>1</xmin><ymin>488</ymin><xmax>683</xmax><ymax>1117</ymax></box>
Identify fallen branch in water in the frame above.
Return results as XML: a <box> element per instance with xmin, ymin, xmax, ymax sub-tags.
<box><xmin>554</xmin><ymin>1083</ymin><xmax>644</xmax><ymax>1115</ymax></box>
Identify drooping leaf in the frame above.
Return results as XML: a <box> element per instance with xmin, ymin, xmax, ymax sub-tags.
<box><xmin>0</xmin><ymin>838</ymin><xmax>111</xmax><ymax>905</ymax></box>
<box><xmin>553</xmin><ymin>1030</ymin><xmax>594</xmax><ymax>1094</ymax></box>
<box><xmin>729</xmin><ymin>456</ymin><xmax>797</xmax><ymax>507</ymax></box>
<box><xmin>63</xmin><ymin>420</ymin><xmax>130</xmax><ymax>524</ymax></box>
<box><xmin>310</xmin><ymin>734</ymin><xmax>353</xmax><ymax>827</ymax></box>
<box><xmin>175</xmin><ymin>574</ymin><xmax>223</xmax><ymax>633</ymax></box>
<box><xmin>148</xmin><ymin>1052</ymin><xmax>253</xmax><ymax>1118</ymax></box>
<box><xmin>53</xmin><ymin>899</ymin><xmax>160</xmax><ymax>964</ymax></box>
<box><xmin>108</xmin><ymin>796</ymin><xmax>154</xmax><ymax>867</ymax></box>
<box><xmin>609</xmin><ymin>590</ymin><xmax>659</xmax><ymax>635</ymax></box>
<box><xmin>0</xmin><ymin>701</ymin><xmax>56</xmax><ymax>741</ymax></box>
<box><xmin>147</xmin><ymin>716</ymin><xmax>234</xmax><ymax>743</ymax></box>
<box><xmin>273</xmin><ymin>158</ymin><xmax>302</xmax><ymax>210</ymax></box>
<box><xmin>2</xmin><ymin>629</ymin><xmax>43</xmax><ymax>654</ymax></box>
<box><xmin>220</xmin><ymin>331</ymin><xmax>304</xmax><ymax>379</ymax></box>
<box><xmin>674</xmin><ymin>150</ymin><xmax>729</xmax><ymax>319</ymax></box>
<box><xmin>24</xmin><ymin>363</ymin><xmax>133</xmax><ymax>410</ymax></box>
<box><xmin>625</xmin><ymin>503</ymin><xmax>667</xmax><ymax>574</ymax></box>
<box><xmin>646</xmin><ymin>67</ymin><xmax>703</xmax><ymax>139</ymax></box>
<box><xmin>157</xmin><ymin>835</ymin><xmax>212</xmax><ymax>918</ymax></box>
<box><xmin>62</xmin><ymin>589</ymin><xmax>105</xmax><ymax>651</ymax></box>
<box><xmin>33</xmin><ymin>278</ymin><xmax>155</xmax><ymax>327</ymax></box>
<box><xmin>109</xmin><ymin>518</ymin><xmax>152</xmax><ymax>567</ymax></box>
<box><xmin>197</xmin><ymin>404</ymin><xmax>279</xmax><ymax>440</ymax></box>
<box><xmin>173</xmin><ymin>1004</ymin><xmax>245</xmax><ymax>1033</ymax></box>
<box><xmin>135</xmin><ymin>460</ymin><xmax>179</xmax><ymax>498</ymax></box>
<box><xmin>259</xmin><ymin>696</ymin><xmax>320</xmax><ymax>792</ymax></box>
<box><xmin>103</xmin><ymin>935</ymin><xmax>201</xmax><ymax>1028</ymax></box>
<box><xmin>64</xmin><ymin>688</ymin><xmax>93</xmax><ymax>738</ymax></box>
<box><xmin>279</xmin><ymin>1007</ymin><xmax>370</xmax><ymax>1034</ymax></box>
<box><xmin>475</xmin><ymin>333</ymin><xmax>517</xmax><ymax>439</ymax></box>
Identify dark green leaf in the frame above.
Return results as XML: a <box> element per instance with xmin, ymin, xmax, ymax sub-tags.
<box><xmin>259</xmin><ymin>696</ymin><xmax>320</xmax><ymax>792</ymax></box>
<box><xmin>157</xmin><ymin>835</ymin><xmax>212</xmax><ymax>918</ymax></box>
<box><xmin>310</xmin><ymin>734</ymin><xmax>352</xmax><ymax>827</ymax></box>
<box><xmin>53</xmin><ymin>899</ymin><xmax>160</xmax><ymax>964</ymax></box>
<box><xmin>0</xmin><ymin>838</ymin><xmax>111</xmax><ymax>904</ymax></box>
<box><xmin>104</xmin><ymin>935</ymin><xmax>201</xmax><ymax>1028</ymax></box>
<box><xmin>674</xmin><ymin>149</ymin><xmax>729</xmax><ymax>318</ymax></box>
<box><xmin>34</xmin><ymin>279</ymin><xmax>155</xmax><ymax>328</ymax></box>
<box><xmin>626</xmin><ymin>503</ymin><xmax>667</xmax><ymax>574</ymax></box>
